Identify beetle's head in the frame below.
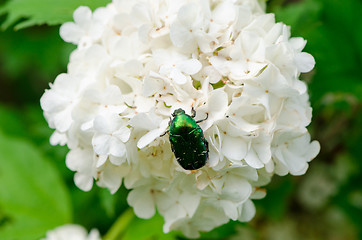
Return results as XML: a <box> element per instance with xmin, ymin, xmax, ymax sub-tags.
<box><xmin>172</xmin><ymin>108</ymin><xmax>185</xmax><ymax>117</ymax></box>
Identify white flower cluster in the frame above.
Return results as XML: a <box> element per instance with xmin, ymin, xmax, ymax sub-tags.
<box><xmin>41</xmin><ymin>0</ymin><xmax>320</xmax><ymax>237</ymax></box>
<box><xmin>42</xmin><ymin>224</ymin><xmax>100</xmax><ymax>240</ymax></box>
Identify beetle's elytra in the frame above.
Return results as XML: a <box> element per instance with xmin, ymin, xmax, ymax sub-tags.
<box><xmin>166</xmin><ymin>108</ymin><xmax>209</xmax><ymax>170</ymax></box>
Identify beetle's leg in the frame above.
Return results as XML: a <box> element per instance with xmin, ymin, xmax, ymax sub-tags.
<box><xmin>160</xmin><ymin>117</ymin><xmax>172</xmax><ymax>137</ymax></box>
<box><xmin>191</xmin><ymin>107</ymin><xmax>196</xmax><ymax>118</ymax></box>
<box><xmin>205</xmin><ymin>139</ymin><xmax>209</xmax><ymax>152</ymax></box>
<box><xmin>160</xmin><ymin>129</ymin><xmax>170</xmax><ymax>137</ymax></box>
<box><xmin>196</xmin><ymin>112</ymin><xmax>209</xmax><ymax>123</ymax></box>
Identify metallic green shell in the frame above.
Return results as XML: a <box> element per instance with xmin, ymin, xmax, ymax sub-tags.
<box><xmin>169</xmin><ymin>109</ymin><xmax>208</xmax><ymax>170</ymax></box>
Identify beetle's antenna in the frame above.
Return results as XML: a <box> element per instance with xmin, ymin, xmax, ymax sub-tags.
<box><xmin>191</xmin><ymin>107</ymin><xmax>196</xmax><ymax>118</ymax></box>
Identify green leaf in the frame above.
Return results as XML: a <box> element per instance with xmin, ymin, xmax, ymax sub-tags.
<box><xmin>0</xmin><ymin>27</ymin><xmax>73</xmax><ymax>80</ymax></box>
<box><xmin>271</xmin><ymin>0</ymin><xmax>323</xmax><ymax>36</ymax></box>
<box><xmin>122</xmin><ymin>213</ymin><xmax>177</xmax><ymax>240</ymax></box>
<box><xmin>0</xmin><ymin>131</ymin><xmax>72</xmax><ymax>240</ymax></box>
<box><xmin>256</xmin><ymin>176</ymin><xmax>294</xmax><ymax>220</ymax></box>
<box><xmin>0</xmin><ymin>106</ymin><xmax>27</xmax><ymax>137</ymax></box>
<box><xmin>99</xmin><ymin>188</ymin><xmax>116</xmax><ymax>218</ymax></box>
<box><xmin>199</xmin><ymin>221</ymin><xmax>238</xmax><ymax>239</ymax></box>
<box><xmin>0</xmin><ymin>0</ymin><xmax>111</xmax><ymax>30</ymax></box>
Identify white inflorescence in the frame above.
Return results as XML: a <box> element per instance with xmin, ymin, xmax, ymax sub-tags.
<box><xmin>42</xmin><ymin>224</ymin><xmax>101</xmax><ymax>240</ymax></box>
<box><xmin>41</xmin><ymin>0</ymin><xmax>320</xmax><ymax>237</ymax></box>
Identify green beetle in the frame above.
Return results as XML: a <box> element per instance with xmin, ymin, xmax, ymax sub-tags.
<box><xmin>162</xmin><ymin>108</ymin><xmax>209</xmax><ymax>170</ymax></box>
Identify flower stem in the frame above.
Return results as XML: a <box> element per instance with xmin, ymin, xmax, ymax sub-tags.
<box><xmin>103</xmin><ymin>208</ymin><xmax>134</xmax><ymax>240</ymax></box>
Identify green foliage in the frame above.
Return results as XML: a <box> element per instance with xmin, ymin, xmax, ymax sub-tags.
<box><xmin>99</xmin><ymin>188</ymin><xmax>118</xmax><ymax>218</ymax></box>
<box><xmin>0</xmin><ymin>27</ymin><xmax>73</xmax><ymax>80</ymax></box>
<box><xmin>69</xmin><ymin>185</ymin><xmax>130</xmax><ymax>235</ymax></box>
<box><xmin>0</xmin><ymin>131</ymin><xmax>72</xmax><ymax>240</ymax></box>
<box><xmin>122</xmin><ymin>213</ymin><xmax>177</xmax><ymax>240</ymax></box>
<box><xmin>199</xmin><ymin>221</ymin><xmax>239</xmax><ymax>239</ymax></box>
<box><xmin>0</xmin><ymin>0</ymin><xmax>111</xmax><ymax>30</ymax></box>
<box><xmin>257</xmin><ymin>176</ymin><xmax>295</xmax><ymax>220</ymax></box>
<box><xmin>0</xmin><ymin>106</ymin><xmax>27</xmax><ymax>137</ymax></box>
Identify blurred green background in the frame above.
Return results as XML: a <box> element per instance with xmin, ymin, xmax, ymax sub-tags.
<box><xmin>0</xmin><ymin>0</ymin><xmax>361</xmax><ymax>239</ymax></box>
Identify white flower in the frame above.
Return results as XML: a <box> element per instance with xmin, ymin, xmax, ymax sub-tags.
<box><xmin>244</xmin><ymin>132</ymin><xmax>272</xmax><ymax>169</ymax></box>
<box><xmin>92</xmin><ymin>113</ymin><xmax>130</xmax><ymax>166</ymax></box>
<box><xmin>127</xmin><ymin>180</ymin><xmax>160</xmax><ymax>219</ymax></box>
<box><xmin>166</xmin><ymin>202</ymin><xmax>230</xmax><ymax>238</ymax></box>
<box><xmin>40</xmin><ymin>73</ymin><xmax>82</xmax><ymax>133</ymax></box>
<box><xmin>272</xmin><ymin>130</ymin><xmax>320</xmax><ymax>176</ymax></box>
<box><xmin>96</xmin><ymin>161</ymin><xmax>129</xmax><ymax>194</ymax></box>
<box><xmin>60</xmin><ymin>6</ymin><xmax>109</xmax><ymax>49</ymax></box>
<box><xmin>42</xmin><ymin>224</ymin><xmax>101</xmax><ymax>240</ymax></box>
<box><xmin>66</xmin><ymin>147</ymin><xmax>97</xmax><ymax>191</ymax></box>
<box><xmin>170</xmin><ymin>2</ymin><xmax>214</xmax><ymax>53</ymax></box>
<box><xmin>41</xmin><ymin>0</ymin><xmax>320</xmax><ymax>237</ymax></box>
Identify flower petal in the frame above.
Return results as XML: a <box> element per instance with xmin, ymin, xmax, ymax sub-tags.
<box><xmin>295</xmin><ymin>52</ymin><xmax>315</xmax><ymax>73</ymax></box>
<box><xmin>127</xmin><ymin>187</ymin><xmax>156</xmax><ymax>219</ymax></box>
<box><xmin>222</xmin><ymin>136</ymin><xmax>247</xmax><ymax>161</ymax></box>
<box><xmin>113</xmin><ymin>126</ymin><xmax>131</xmax><ymax>142</ymax></box>
<box><xmin>92</xmin><ymin>134</ymin><xmax>111</xmax><ymax>155</ymax></box>
<box><xmin>59</xmin><ymin>22</ymin><xmax>83</xmax><ymax>43</ymax></box>
<box><xmin>238</xmin><ymin>199</ymin><xmax>256</xmax><ymax>222</ymax></box>
<box><xmin>137</xmin><ymin>119</ymin><xmax>169</xmax><ymax>149</ymax></box>
<box><xmin>74</xmin><ymin>172</ymin><xmax>93</xmax><ymax>191</ymax></box>
<box><xmin>73</xmin><ymin>6</ymin><xmax>92</xmax><ymax>26</ymax></box>
<box><xmin>178</xmin><ymin>59</ymin><xmax>202</xmax><ymax>75</ymax></box>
